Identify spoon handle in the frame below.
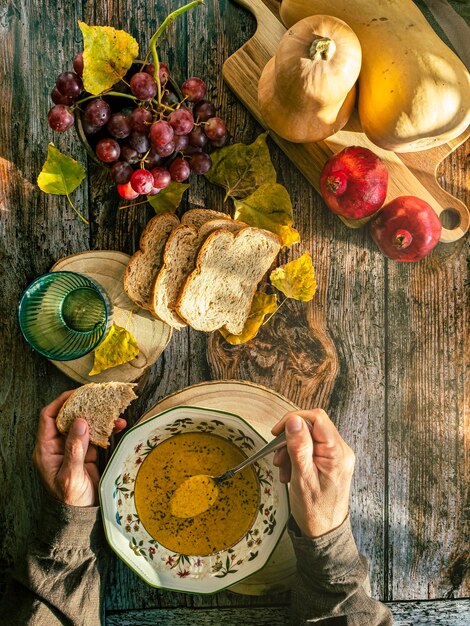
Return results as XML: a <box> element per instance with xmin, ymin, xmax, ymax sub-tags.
<box><xmin>215</xmin><ymin>431</ymin><xmax>287</xmax><ymax>484</ymax></box>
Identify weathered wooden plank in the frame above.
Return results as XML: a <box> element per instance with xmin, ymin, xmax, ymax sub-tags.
<box><xmin>105</xmin><ymin>599</ymin><xmax>470</xmax><ymax>625</ymax></box>
<box><xmin>386</xmin><ymin>139</ymin><xmax>470</xmax><ymax>600</ymax></box>
<box><xmin>0</xmin><ymin>0</ymin><xmax>87</xmax><ymax>587</ymax></box>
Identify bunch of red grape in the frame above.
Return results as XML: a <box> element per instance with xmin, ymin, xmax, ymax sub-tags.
<box><xmin>47</xmin><ymin>53</ymin><xmax>229</xmax><ymax>200</ymax></box>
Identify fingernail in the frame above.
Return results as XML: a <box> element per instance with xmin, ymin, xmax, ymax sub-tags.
<box><xmin>287</xmin><ymin>416</ymin><xmax>303</xmax><ymax>433</ymax></box>
<box><xmin>72</xmin><ymin>419</ymin><xmax>87</xmax><ymax>436</ymax></box>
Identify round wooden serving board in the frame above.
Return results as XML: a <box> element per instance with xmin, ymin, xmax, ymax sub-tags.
<box><xmin>138</xmin><ymin>380</ymin><xmax>298</xmax><ymax>596</ymax></box>
<box><xmin>50</xmin><ymin>251</ymin><xmax>173</xmax><ymax>384</ymax></box>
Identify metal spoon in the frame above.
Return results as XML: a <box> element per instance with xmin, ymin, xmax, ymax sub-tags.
<box><xmin>170</xmin><ymin>431</ymin><xmax>287</xmax><ymax>518</ymax></box>
<box><xmin>213</xmin><ymin>430</ymin><xmax>287</xmax><ymax>485</ymax></box>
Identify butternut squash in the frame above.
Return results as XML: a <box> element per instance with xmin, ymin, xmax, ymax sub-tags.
<box><xmin>280</xmin><ymin>0</ymin><xmax>470</xmax><ymax>152</ymax></box>
<box><xmin>258</xmin><ymin>15</ymin><xmax>361</xmax><ymax>143</ymax></box>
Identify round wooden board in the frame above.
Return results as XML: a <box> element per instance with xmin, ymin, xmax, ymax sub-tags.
<box><xmin>138</xmin><ymin>380</ymin><xmax>298</xmax><ymax>596</ymax></box>
<box><xmin>50</xmin><ymin>251</ymin><xmax>173</xmax><ymax>385</ymax></box>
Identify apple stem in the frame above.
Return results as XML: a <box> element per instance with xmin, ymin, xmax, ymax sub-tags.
<box><xmin>393</xmin><ymin>229</ymin><xmax>413</xmax><ymax>249</ymax></box>
<box><xmin>325</xmin><ymin>172</ymin><xmax>348</xmax><ymax>196</ymax></box>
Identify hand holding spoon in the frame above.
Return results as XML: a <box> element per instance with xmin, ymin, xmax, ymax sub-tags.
<box><xmin>170</xmin><ymin>430</ymin><xmax>288</xmax><ymax>518</ymax></box>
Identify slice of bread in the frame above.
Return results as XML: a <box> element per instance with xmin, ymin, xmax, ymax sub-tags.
<box><xmin>123</xmin><ymin>213</ymin><xmax>180</xmax><ymax>309</ymax></box>
<box><xmin>181</xmin><ymin>208</ymin><xmax>229</xmax><ymax>230</ymax></box>
<box><xmin>56</xmin><ymin>382</ymin><xmax>137</xmax><ymax>448</ymax></box>
<box><xmin>151</xmin><ymin>219</ymin><xmax>243</xmax><ymax>329</ymax></box>
<box><xmin>176</xmin><ymin>227</ymin><xmax>281</xmax><ymax>334</ymax></box>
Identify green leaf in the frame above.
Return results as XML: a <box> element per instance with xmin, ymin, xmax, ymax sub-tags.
<box><xmin>147</xmin><ymin>182</ymin><xmax>190</xmax><ymax>214</ymax></box>
<box><xmin>37</xmin><ymin>144</ymin><xmax>85</xmax><ymax>196</ymax></box>
<box><xmin>220</xmin><ymin>292</ymin><xmax>277</xmax><ymax>345</ymax></box>
<box><xmin>233</xmin><ymin>182</ymin><xmax>300</xmax><ymax>247</ymax></box>
<box><xmin>89</xmin><ymin>323</ymin><xmax>139</xmax><ymax>376</ymax></box>
<box><xmin>270</xmin><ymin>253</ymin><xmax>317</xmax><ymax>302</ymax></box>
<box><xmin>79</xmin><ymin>21</ymin><xmax>139</xmax><ymax>95</ymax></box>
<box><xmin>205</xmin><ymin>132</ymin><xmax>276</xmax><ymax>199</ymax></box>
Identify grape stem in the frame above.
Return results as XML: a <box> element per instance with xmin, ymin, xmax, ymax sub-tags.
<box><xmin>65</xmin><ymin>191</ymin><xmax>89</xmax><ymax>225</ymax></box>
<box><xmin>73</xmin><ymin>91</ymin><xmax>140</xmax><ymax>108</ymax></box>
<box><xmin>149</xmin><ymin>0</ymin><xmax>204</xmax><ymax>107</ymax></box>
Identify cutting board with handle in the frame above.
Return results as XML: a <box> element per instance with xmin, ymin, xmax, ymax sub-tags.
<box><xmin>222</xmin><ymin>0</ymin><xmax>470</xmax><ymax>242</ymax></box>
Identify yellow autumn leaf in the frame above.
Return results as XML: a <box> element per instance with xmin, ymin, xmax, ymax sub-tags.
<box><xmin>270</xmin><ymin>253</ymin><xmax>317</xmax><ymax>302</ymax></box>
<box><xmin>79</xmin><ymin>22</ymin><xmax>139</xmax><ymax>95</ymax></box>
<box><xmin>89</xmin><ymin>324</ymin><xmax>139</xmax><ymax>376</ymax></box>
<box><xmin>220</xmin><ymin>292</ymin><xmax>277</xmax><ymax>345</ymax></box>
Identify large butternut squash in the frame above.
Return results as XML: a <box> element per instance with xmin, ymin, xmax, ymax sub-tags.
<box><xmin>280</xmin><ymin>0</ymin><xmax>470</xmax><ymax>152</ymax></box>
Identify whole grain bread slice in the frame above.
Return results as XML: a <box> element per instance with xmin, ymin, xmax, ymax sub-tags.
<box><xmin>56</xmin><ymin>382</ymin><xmax>137</xmax><ymax>448</ymax></box>
<box><xmin>123</xmin><ymin>213</ymin><xmax>180</xmax><ymax>309</ymax></box>
<box><xmin>175</xmin><ymin>227</ymin><xmax>281</xmax><ymax>334</ymax></box>
<box><xmin>151</xmin><ymin>218</ymin><xmax>243</xmax><ymax>329</ymax></box>
<box><xmin>181</xmin><ymin>208</ymin><xmax>229</xmax><ymax>230</ymax></box>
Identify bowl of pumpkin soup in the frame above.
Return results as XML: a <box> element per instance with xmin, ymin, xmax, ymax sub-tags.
<box><xmin>99</xmin><ymin>405</ymin><xmax>289</xmax><ymax>593</ymax></box>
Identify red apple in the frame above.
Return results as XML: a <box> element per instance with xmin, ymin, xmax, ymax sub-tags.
<box><xmin>370</xmin><ymin>196</ymin><xmax>442</xmax><ymax>262</ymax></box>
<box><xmin>320</xmin><ymin>146</ymin><xmax>388</xmax><ymax>220</ymax></box>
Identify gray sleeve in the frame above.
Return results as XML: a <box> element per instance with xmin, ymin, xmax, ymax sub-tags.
<box><xmin>289</xmin><ymin>517</ymin><xmax>393</xmax><ymax>625</ymax></box>
<box><xmin>0</xmin><ymin>493</ymin><xmax>106</xmax><ymax>626</ymax></box>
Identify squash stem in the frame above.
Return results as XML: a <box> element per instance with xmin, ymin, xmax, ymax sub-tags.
<box><xmin>310</xmin><ymin>37</ymin><xmax>336</xmax><ymax>61</ymax></box>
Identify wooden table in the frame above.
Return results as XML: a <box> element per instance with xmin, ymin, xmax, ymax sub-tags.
<box><xmin>0</xmin><ymin>0</ymin><xmax>468</xmax><ymax>623</ymax></box>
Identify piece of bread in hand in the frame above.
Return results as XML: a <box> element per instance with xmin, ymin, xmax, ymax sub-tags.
<box><xmin>151</xmin><ymin>218</ymin><xmax>243</xmax><ymax>329</ymax></box>
<box><xmin>56</xmin><ymin>382</ymin><xmax>137</xmax><ymax>448</ymax></box>
<box><xmin>123</xmin><ymin>213</ymin><xmax>180</xmax><ymax>309</ymax></box>
<box><xmin>176</xmin><ymin>227</ymin><xmax>281</xmax><ymax>334</ymax></box>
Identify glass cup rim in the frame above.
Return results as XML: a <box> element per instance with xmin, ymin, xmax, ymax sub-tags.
<box><xmin>18</xmin><ymin>270</ymin><xmax>112</xmax><ymax>361</ymax></box>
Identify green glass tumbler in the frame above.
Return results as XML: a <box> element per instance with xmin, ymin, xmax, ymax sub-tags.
<box><xmin>18</xmin><ymin>271</ymin><xmax>112</xmax><ymax>361</ymax></box>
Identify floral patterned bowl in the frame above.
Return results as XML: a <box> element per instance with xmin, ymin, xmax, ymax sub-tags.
<box><xmin>99</xmin><ymin>405</ymin><xmax>290</xmax><ymax>593</ymax></box>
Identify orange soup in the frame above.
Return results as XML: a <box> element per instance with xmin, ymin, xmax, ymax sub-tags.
<box><xmin>134</xmin><ymin>432</ymin><xmax>259</xmax><ymax>555</ymax></box>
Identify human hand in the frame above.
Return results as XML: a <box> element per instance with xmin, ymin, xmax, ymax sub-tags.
<box><xmin>272</xmin><ymin>409</ymin><xmax>355</xmax><ymax>538</ymax></box>
<box><xmin>33</xmin><ymin>391</ymin><xmax>127</xmax><ymax>507</ymax></box>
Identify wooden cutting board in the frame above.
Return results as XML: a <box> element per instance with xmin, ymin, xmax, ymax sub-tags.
<box><xmin>223</xmin><ymin>0</ymin><xmax>470</xmax><ymax>242</ymax></box>
<box><xmin>50</xmin><ymin>251</ymin><xmax>173</xmax><ymax>384</ymax></box>
<box><xmin>137</xmin><ymin>380</ymin><xmax>298</xmax><ymax>596</ymax></box>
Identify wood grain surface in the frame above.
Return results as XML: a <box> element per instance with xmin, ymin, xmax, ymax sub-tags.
<box><xmin>0</xmin><ymin>0</ymin><xmax>468</xmax><ymax>622</ymax></box>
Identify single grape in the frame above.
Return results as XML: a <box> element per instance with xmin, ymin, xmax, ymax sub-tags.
<box><xmin>130</xmin><ymin>72</ymin><xmax>157</xmax><ymax>101</ymax></box>
<box><xmin>131</xmin><ymin>108</ymin><xmax>153</xmax><ymax>132</ymax></box>
<box><xmin>121</xmin><ymin>145</ymin><xmax>140</xmax><ymax>164</ymax></box>
<box><xmin>110</xmin><ymin>161</ymin><xmax>133</xmax><ymax>184</ymax></box>
<box><xmin>145</xmin><ymin>62</ymin><xmax>170</xmax><ymax>86</ymax></box>
<box><xmin>107</xmin><ymin>113</ymin><xmax>132</xmax><ymax>139</ymax></box>
<box><xmin>118</xmin><ymin>182</ymin><xmax>140</xmax><ymax>200</ymax></box>
<box><xmin>211</xmin><ymin>134</ymin><xmax>229</xmax><ymax>148</ymax></box>
<box><xmin>193</xmin><ymin>100</ymin><xmax>216</xmax><ymax>122</ymax></box>
<box><xmin>169</xmin><ymin>158</ymin><xmax>190</xmax><ymax>182</ymax></box>
<box><xmin>173</xmin><ymin>134</ymin><xmax>190</xmax><ymax>153</ymax></box>
<box><xmin>51</xmin><ymin>86</ymin><xmax>73</xmax><ymax>106</ymax></box>
<box><xmin>162</xmin><ymin>91</ymin><xmax>180</xmax><ymax>108</ymax></box>
<box><xmin>130</xmin><ymin>169</ymin><xmax>154</xmax><ymax>194</ymax></box>
<box><xmin>147</xmin><ymin>186</ymin><xmax>161</xmax><ymax>196</ymax></box>
<box><xmin>81</xmin><ymin>117</ymin><xmax>100</xmax><ymax>135</ymax></box>
<box><xmin>73</xmin><ymin>52</ymin><xmax>84</xmax><ymax>76</ymax></box>
<box><xmin>47</xmin><ymin>105</ymin><xmax>75</xmax><ymax>132</ymax></box>
<box><xmin>129</xmin><ymin>131</ymin><xmax>150</xmax><ymax>154</ymax></box>
<box><xmin>168</xmin><ymin>108</ymin><xmax>194</xmax><ymax>135</ymax></box>
<box><xmin>190</xmin><ymin>152</ymin><xmax>212</xmax><ymax>174</ymax></box>
<box><xmin>151</xmin><ymin>167</ymin><xmax>171</xmax><ymax>190</ymax></box>
<box><xmin>183</xmin><ymin>145</ymin><xmax>203</xmax><ymax>157</ymax></box>
<box><xmin>188</xmin><ymin>126</ymin><xmax>208</xmax><ymax>149</ymax></box>
<box><xmin>149</xmin><ymin>120</ymin><xmax>174</xmax><ymax>147</ymax></box>
<box><xmin>96</xmin><ymin>138</ymin><xmax>121</xmax><ymax>163</ymax></box>
<box><xmin>143</xmin><ymin>149</ymin><xmax>162</xmax><ymax>168</ymax></box>
<box><xmin>155</xmin><ymin>141</ymin><xmax>176</xmax><ymax>158</ymax></box>
<box><xmin>56</xmin><ymin>71</ymin><xmax>83</xmax><ymax>99</ymax></box>
<box><xmin>85</xmin><ymin>99</ymin><xmax>111</xmax><ymax>127</ymax></box>
<box><xmin>181</xmin><ymin>77</ymin><xmax>206</xmax><ymax>103</ymax></box>
<box><xmin>204</xmin><ymin>117</ymin><xmax>228</xmax><ymax>141</ymax></box>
